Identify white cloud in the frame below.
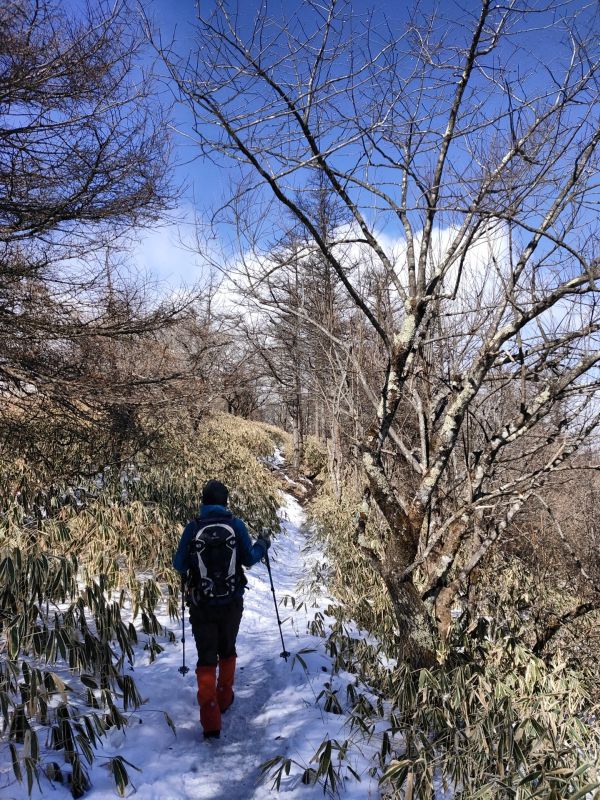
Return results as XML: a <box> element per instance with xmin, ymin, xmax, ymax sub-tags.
<box><xmin>128</xmin><ymin>206</ymin><xmax>206</xmax><ymax>289</ymax></box>
<box><xmin>214</xmin><ymin>221</ymin><xmax>513</xmax><ymax>320</ymax></box>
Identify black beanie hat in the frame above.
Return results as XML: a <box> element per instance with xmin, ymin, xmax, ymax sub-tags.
<box><xmin>202</xmin><ymin>479</ymin><xmax>229</xmax><ymax>506</ymax></box>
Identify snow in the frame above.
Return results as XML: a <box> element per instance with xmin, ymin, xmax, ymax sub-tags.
<box><xmin>266</xmin><ymin>447</ymin><xmax>286</xmax><ymax>469</ymax></box>
<box><xmin>1</xmin><ymin>491</ymin><xmax>380</xmax><ymax>800</ymax></box>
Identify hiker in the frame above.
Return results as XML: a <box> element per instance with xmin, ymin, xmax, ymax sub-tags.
<box><xmin>173</xmin><ymin>479</ymin><xmax>271</xmax><ymax>739</ymax></box>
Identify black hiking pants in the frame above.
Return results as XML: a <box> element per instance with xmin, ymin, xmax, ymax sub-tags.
<box><xmin>189</xmin><ymin>596</ymin><xmax>243</xmax><ymax>667</ymax></box>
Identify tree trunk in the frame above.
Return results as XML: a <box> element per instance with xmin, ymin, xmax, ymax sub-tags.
<box><xmin>363</xmin><ymin>453</ymin><xmax>438</xmax><ymax>666</ymax></box>
<box><xmin>433</xmin><ymin>584</ymin><xmax>459</xmax><ymax>641</ymax></box>
<box><xmin>327</xmin><ymin>415</ymin><xmax>343</xmax><ymax>501</ymax></box>
<box><xmin>291</xmin><ymin>385</ymin><xmax>303</xmax><ymax>476</ymax></box>
<box><xmin>380</xmin><ymin>548</ymin><xmax>438</xmax><ymax>668</ymax></box>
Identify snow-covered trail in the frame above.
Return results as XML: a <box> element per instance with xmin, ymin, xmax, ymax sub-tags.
<box><xmin>5</xmin><ymin>490</ymin><xmax>379</xmax><ymax>800</ymax></box>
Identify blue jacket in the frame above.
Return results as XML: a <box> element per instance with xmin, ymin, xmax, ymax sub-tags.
<box><xmin>173</xmin><ymin>504</ymin><xmax>267</xmax><ymax>581</ymax></box>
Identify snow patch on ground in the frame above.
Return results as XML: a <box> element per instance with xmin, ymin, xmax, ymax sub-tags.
<box><xmin>2</xmin><ymin>491</ymin><xmax>379</xmax><ymax>800</ymax></box>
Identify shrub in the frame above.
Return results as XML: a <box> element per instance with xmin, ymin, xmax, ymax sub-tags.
<box><xmin>306</xmin><ymin>480</ymin><xmax>397</xmax><ymax>644</ymax></box>
<box><xmin>0</xmin><ymin>412</ymin><xmax>281</xmax><ymax>795</ymax></box>
<box><xmin>301</xmin><ymin>477</ymin><xmax>600</xmax><ymax>799</ymax></box>
<box><xmin>379</xmin><ymin>631</ymin><xmax>600</xmax><ymax>799</ymax></box>
<box><xmin>302</xmin><ymin>436</ymin><xmax>327</xmax><ymax>479</ymax></box>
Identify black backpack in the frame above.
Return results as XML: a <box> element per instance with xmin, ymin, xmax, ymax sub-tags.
<box><xmin>186</xmin><ymin>516</ymin><xmax>246</xmax><ymax>603</ymax></box>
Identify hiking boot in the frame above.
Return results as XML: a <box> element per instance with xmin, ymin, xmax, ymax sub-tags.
<box><xmin>217</xmin><ymin>655</ymin><xmax>236</xmax><ymax>713</ymax></box>
<box><xmin>196</xmin><ymin>666</ymin><xmax>221</xmax><ymax>737</ymax></box>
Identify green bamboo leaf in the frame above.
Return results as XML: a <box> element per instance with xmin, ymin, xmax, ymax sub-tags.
<box><xmin>164</xmin><ymin>711</ymin><xmax>176</xmax><ymax>736</ymax></box>
<box><xmin>24</xmin><ymin>756</ymin><xmax>39</xmax><ymax>795</ymax></box>
<box><xmin>110</xmin><ymin>757</ymin><xmax>129</xmax><ymax>797</ymax></box>
<box><xmin>259</xmin><ymin>756</ymin><xmax>284</xmax><ymax>775</ymax></box>
<box><xmin>9</xmin><ymin>743</ymin><xmax>22</xmax><ymax>783</ymax></box>
<box><xmin>9</xmin><ymin>625</ymin><xmax>20</xmax><ymax>659</ymax></box>
<box><xmin>567</xmin><ymin>784</ymin><xmax>600</xmax><ymax>800</ymax></box>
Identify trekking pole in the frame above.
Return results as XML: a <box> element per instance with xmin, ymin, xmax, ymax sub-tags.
<box><xmin>263</xmin><ymin>545</ymin><xmax>291</xmax><ymax>661</ymax></box>
<box><xmin>178</xmin><ymin>574</ymin><xmax>190</xmax><ymax>676</ymax></box>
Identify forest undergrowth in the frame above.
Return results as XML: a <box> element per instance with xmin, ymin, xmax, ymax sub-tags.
<box><xmin>3</xmin><ymin>415</ymin><xmax>600</xmax><ymax>800</ymax></box>
<box><xmin>281</xmin><ymin>468</ymin><xmax>600</xmax><ymax>800</ymax></box>
<box><xmin>0</xmin><ymin>413</ymin><xmax>285</xmax><ymax>797</ymax></box>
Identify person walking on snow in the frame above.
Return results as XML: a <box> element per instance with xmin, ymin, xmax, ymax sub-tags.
<box><xmin>173</xmin><ymin>479</ymin><xmax>271</xmax><ymax>739</ymax></box>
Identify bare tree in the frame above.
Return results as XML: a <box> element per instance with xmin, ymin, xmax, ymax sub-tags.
<box><xmin>0</xmin><ymin>0</ymin><xmax>169</xmax><ymax>251</ymax></box>
<box><xmin>0</xmin><ymin>0</ymin><xmax>196</xmax><ymax>473</ymax></box>
<box><xmin>161</xmin><ymin>0</ymin><xmax>600</xmax><ymax>665</ymax></box>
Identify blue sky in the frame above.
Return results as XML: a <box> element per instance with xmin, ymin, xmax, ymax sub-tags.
<box><xmin>66</xmin><ymin>1</ymin><xmax>598</xmax><ymax>288</ymax></box>
<box><xmin>138</xmin><ymin>0</ymin><xmax>464</xmax><ymax>286</ymax></box>
<box><xmin>144</xmin><ymin>2</ymin><xmax>416</xmax><ymax>204</ymax></box>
